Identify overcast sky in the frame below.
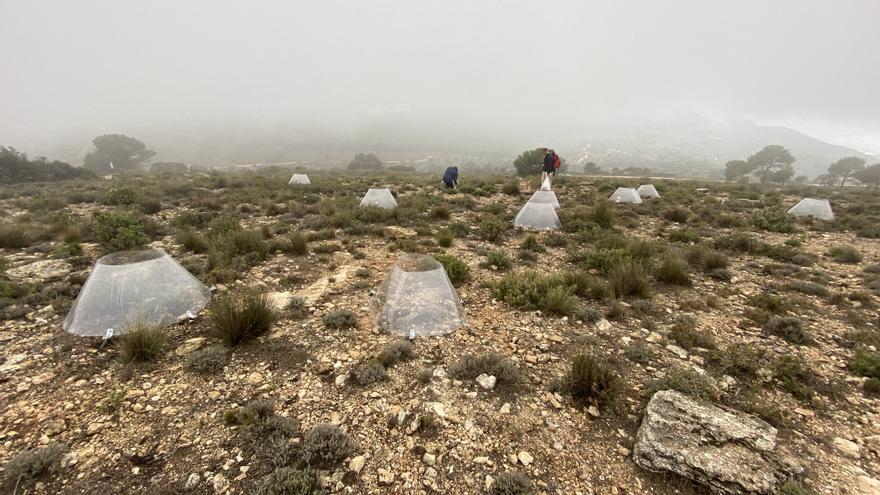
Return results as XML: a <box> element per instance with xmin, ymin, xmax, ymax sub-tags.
<box><xmin>1</xmin><ymin>0</ymin><xmax>879</xmax><ymax>158</ymax></box>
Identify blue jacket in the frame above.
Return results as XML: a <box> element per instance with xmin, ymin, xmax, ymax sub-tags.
<box><xmin>443</xmin><ymin>167</ymin><xmax>459</xmax><ymax>184</ymax></box>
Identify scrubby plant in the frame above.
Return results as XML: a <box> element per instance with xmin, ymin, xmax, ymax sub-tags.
<box><xmin>354</xmin><ymin>359</ymin><xmax>387</xmax><ymax>385</ymax></box>
<box><xmin>139</xmin><ymin>198</ymin><xmax>162</xmax><ymax>215</ymax></box>
<box><xmin>211</xmin><ymin>290</ymin><xmax>279</xmax><ymax>346</ymax></box>
<box><xmin>575</xmin><ymin>306</ymin><xmax>603</xmax><ymax>323</ymax></box>
<box><xmin>590</xmin><ymin>200</ymin><xmax>614</xmax><ymax>229</ymax></box>
<box><xmin>435</xmin><ymin>228</ymin><xmax>453</xmax><ymax>247</ymax></box>
<box><xmin>669</xmin><ymin>228</ymin><xmax>701</xmax><ymax>244</ymax></box>
<box><xmin>299</xmin><ymin>424</ymin><xmax>356</xmax><ymax>469</ymax></box>
<box><xmin>3</xmin><ymin>442</ymin><xmax>65</xmax><ymax>490</ymax></box>
<box><xmin>429</xmin><ymin>205</ymin><xmax>451</xmax><ymax>220</ymax></box>
<box><xmin>449</xmin><ymin>352</ymin><xmax>527</xmax><ymax>390</ymax></box>
<box><xmin>849</xmin><ymin>349</ymin><xmax>880</xmax><ymax>379</ymax></box>
<box><xmin>707</xmin><ymin>344</ymin><xmax>763</xmax><ymax>382</ymax></box>
<box><xmin>624</xmin><ymin>344</ymin><xmax>653</xmax><ymax>364</ymax></box>
<box><xmin>435</xmin><ymin>253</ymin><xmax>470</xmax><ymax>286</ymax></box>
<box><xmin>520</xmin><ymin>235</ymin><xmax>544</xmax><ymax>252</ymax></box>
<box><xmin>562</xmin><ymin>352</ymin><xmax>624</xmax><ymax>409</ymax></box>
<box><xmin>663</xmin><ymin>207</ymin><xmax>689</xmax><ymax>223</ymax></box>
<box><xmin>606</xmin><ymin>260</ymin><xmax>651</xmax><ymax>299</ymax></box>
<box><xmin>713</xmin><ymin>232</ymin><xmax>762</xmax><ymax>253</ymax></box>
<box><xmin>185</xmin><ymin>345</ymin><xmax>229</xmax><ymax>373</ymax></box>
<box><xmin>92</xmin><ymin>211</ymin><xmax>148</xmax><ymax>250</ymax></box>
<box><xmin>827</xmin><ymin>245</ymin><xmax>862</xmax><ymax>263</ymax></box>
<box><xmin>178</xmin><ymin>229</ymin><xmax>210</xmax><ymax>253</ymax></box>
<box><xmin>748</xmin><ymin>293</ymin><xmax>787</xmax><ymax>313</ymax></box>
<box><xmin>502</xmin><ymin>180</ymin><xmax>521</xmax><ymax>196</ymax></box>
<box><xmin>0</xmin><ymin>224</ymin><xmax>34</xmax><ymax>249</ymax></box>
<box><xmin>751</xmin><ymin>209</ymin><xmax>795</xmax><ymax>233</ymax></box>
<box><xmin>253</xmin><ymin>467</ymin><xmax>324</xmax><ymax>495</ymax></box>
<box><xmin>119</xmin><ymin>322</ymin><xmax>167</xmax><ymax>363</ymax></box>
<box><xmin>103</xmin><ymin>187</ymin><xmax>138</xmax><ymax>205</ymax></box>
<box><xmin>786</xmin><ymin>280</ymin><xmax>829</xmax><ymax>298</ymax></box>
<box><xmin>322</xmin><ymin>308</ymin><xmax>358</xmax><ymax>329</ymax></box>
<box><xmin>376</xmin><ymin>340</ymin><xmax>414</xmax><ymax>368</ymax></box>
<box><xmin>285</xmin><ymin>231</ymin><xmax>309</xmax><ymax>256</ymax></box>
<box><xmin>655</xmin><ymin>254</ymin><xmax>691</xmax><ymax>286</ymax></box>
<box><xmin>491</xmin><ymin>271</ymin><xmax>578</xmax><ymax>315</ymax></box>
<box><xmin>483</xmin><ymin>249</ymin><xmax>512</xmax><ymax>270</ymax></box>
<box><xmin>669</xmin><ymin>316</ymin><xmax>715</xmax><ymax>350</ymax></box>
<box><xmin>416</xmin><ymin>367</ymin><xmax>433</xmax><ymax>384</ymax></box>
<box><xmin>490</xmin><ymin>471</ymin><xmax>535</xmax><ymax>495</ymax></box>
<box><xmin>479</xmin><ymin>216</ymin><xmax>508</xmax><ymax>241</ymax></box>
<box><xmin>648</xmin><ymin>366</ymin><xmax>717</xmax><ymax>401</ymax></box>
<box><xmin>772</xmin><ymin>355</ymin><xmax>819</xmax><ymax>401</ymax></box>
<box><xmin>584</xmin><ymin>248</ymin><xmax>631</xmax><ymax>274</ymax></box>
<box><xmin>777</xmin><ymin>480</ymin><xmax>815</xmax><ymax>495</ymax></box>
<box><xmin>763</xmin><ymin>317</ymin><xmax>811</xmax><ymax>345</ymax></box>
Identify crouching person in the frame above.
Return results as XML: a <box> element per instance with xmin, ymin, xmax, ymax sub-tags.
<box><xmin>442</xmin><ymin>166</ymin><xmax>459</xmax><ymax>189</ymax></box>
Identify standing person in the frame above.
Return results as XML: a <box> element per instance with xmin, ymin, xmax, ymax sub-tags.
<box><xmin>442</xmin><ymin>166</ymin><xmax>459</xmax><ymax>189</ymax></box>
<box><xmin>541</xmin><ymin>148</ymin><xmax>555</xmax><ymax>185</ymax></box>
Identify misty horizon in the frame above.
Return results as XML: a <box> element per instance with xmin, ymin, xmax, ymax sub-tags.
<box><xmin>2</xmin><ymin>0</ymin><xmax>879</xmax><ymax>165</ymax></box>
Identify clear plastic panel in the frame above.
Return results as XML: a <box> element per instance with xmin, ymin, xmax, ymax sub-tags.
<box><xmin>540</xmin><ymin>177</ymin><xmax>552</xmax><ymax>191</ymax></box>
<box><xmin>63</xmin><ymin>249</ymin><xmax>211</xmax><ymax>337</ymax></box>
<box><xmin>372</xmin><ymin>254</ymin><xmax>468</xmax><ymax>337</ymax></box>
<box><xmin>527</xmin><ymin>190</ymin><xmax>560</xmax><ymax>208</ymax></box>
<box><xmin>787</xmin><ymin>198</ymin><xmax>834</xmax><ymax>220</ymax></box>
<box><xmin>609</xmin><ymin>187</ymin><xmax>643</xmax><ymax>204</ymax></box>
<box><xmin>360</xmin><ymin>188</ymin><xmax>398</xmax><ymax>209</ymax></box>
<box><xmin>288</xmin><ymin>174</ymin><xmax>310</xmax><ymax>185</ymax></box>
<box><xmin>513</xmin><ymin>202</ymin><xmax>561</xmax><ymax>230</ymax></box>
<box><xmin>637</xmin><ymin>184</ymin><xmax>660</xmax><ymax>198</ymax></box>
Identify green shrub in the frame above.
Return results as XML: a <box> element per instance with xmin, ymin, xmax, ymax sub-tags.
<box><xmin>479</xmin><ymin>216</ymin><xmax>507</xmax><ymax>241</ymax></box>
<box><xmin>707</xmin><ymin>344</ymin><xmax>763</xmax><ymax>382</ymax></box>
<box><xmin>485</xmin><ymin>249</ymin><xmax>512</xmax><ymax>270</ymax></box>
<box><xmin>849</xmin><ymin>349</ymin><xmax>880</xmax><ymax>379</ymax></box>
<box><xmin>139</xmin><ymin>198</ymin><xmax>162</xmax><ymax>215</ymax></box>
<box><xmin>492</xmin><ymin>271</ymin><xmax>578</xmax><ymax>315</ymax></box>
<box><xmin>669</xmin><ymin>228</ymin><xmax>701</xmax><ymax>244</ymax></box>
<box><xmin>584</xmin><ymin>248</ymin><xmax>631</xmax><ymax>274</ymax></box>
<box><xmin>286</xmin><ymin>231</ymin><xmax>309</xmax><ymax>256</ymax></box>
<box><xmin>714</xmin><ymin>232</ymin><xmax>762</xmax><ymax>253</ymax></box>
<box><xmin>354</xmin><ymin>359</ymin><xmax>386</xmax><ymax>385</ymax></box>
<box><xmin>0</xmin><ymin>224</ymin><xmax>34</xmax><ymax>249</ymax></box>
<box><xmin>300</xmin><ymin>424</ymin><xmax>356</xmax><ymax>469</ymax></box>
<box><xmin>764</xmin><ymin>317</ymin><xmax>811</xmax><ymax>345</ymax></box>
<box><xmin>429</xmin><ymin>205</ymin><xmax>450</xmax><ymax>220</ymax></box>
<box><xmin>748</xmin><ymin>293</ymin><xmax>787</xmax><ymax>313</ymax></box>
<box><xmin>563</xmin><ymin>352</ymin><xmax>624</xmax><ymax>409</ymax></box>
<box><xmin>591</xmin><ymin>200</ymin><xmax>614</xmax><ymax>229</ymax></box>
<box><xmin>751</xmin><ymin>210</ymin><xmax>795</xmax><ymax>233</ymax></box>
<box><xmin>3</xmin><ymin>442</ymin><xmax>65</xmax><ymax>489</ymax></box>
<box><xmin>178</xmin><ymin>229</ymin><xmax>209</xmax><ymax>253</ymax></box>
<box><xmin>607</xmin><ymin>260</ymin><xmax>651</xmax><ymax>299</ymax></box>
<box><xmin>648</xmin><ymin>366</ymin><xmax>716</xmax><ymax>401</ymax></box>
<box><xmin>669</xmin><ymin>316</ymin><xmax>715</xmax><ymax>350</ymax></box>
<box><xmin>449</xmin><ymin>353</ymin><xmax>527</xmax><ymax>390</ymax></box>
<box><xmin>773</xmin><ymin>355</ymin><xmax>819</xmax><ymax>401</ymax></box>
<box><xmin>211</xmin><ymin>290</ymin><xmax>279</xmax><ymax>346</ymax></box>
<box><xmin>864</xmin><ymin>378</ymin><xmax>880</xmax><ymax>396</ymax></box>
<box><xmin>376</xmin><ymin>340</ymin><xmax>414</xmax><ymax>368</ymax></box>
<box><xmin>624</xmin><ymin>344</ymin><xmax>653</xmax><ymax>364</ymax></box>
<box><xmin>435</xmin><ymin>254</ymin><xmax>470</xmax><ymax>286</ymax></box>
<box><xmin>786</xmin><ymin>280</ymin><xmax>829</xmax><ymax>297</ymax></box>
<box><xmin>491</xmin><ymin>471</ymin><xmax>535</xmax><ymax>495</ymax></box>
<box><xmin>655</xmin><ymin>254</ymin><xmax>691</xmax><ymax>286</ymax></box>
<box><xmin>663</xmin><ymin>207</ymin><xmax>689</xmax><ymax>223</ymax></box>
<box><xmin>828</xmin><ymin>245</ymin><xmax>863</xmax><ymax>263</ymax></box>
<box><xmin>185</xmin><ymin>345</ymin><xmax>229</xmax><ymax>373</ymax></box>
<box><xmin>435</xmin><ymin>229</ymin><xmax>453</xmax><ymax>247</ymax></box>
<box><xmin>104</xmin><ymin>187</ymin><xmax>138</xmax><ymax>205</ymax></box>
<box><xmin>777</xmin><ymin>480</ymin><xmax>815</xmax><ymax>495</ymax></box>
<box><xmin>119</xmin><ymin>322</ymin><xmax>166</xmax><ymax>363</ymax></box>
<box><xmin>253</xmin><ymin>467</ymin><xmax>324</xmax><ymax>495</ymax></box>
<box><xmin>93</xmin><ymin>211</ymin><xmax>148</xmax><ymax>250</ymax></box>
<box><xmin>322</xmin><ymin>309</ymin><xmax>358</xmax><ymax>329</ymax></box>
<box><xmin>520</xmin><ymin>235</ymin><xmax>544</xmax><ymax>252</ymax></box>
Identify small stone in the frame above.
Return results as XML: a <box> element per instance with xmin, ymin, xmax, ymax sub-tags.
<box><xmin>499</xmin><ymin>403</ymin><xmax>511</xmax><ymax>414</ymax></box>
<box><xmin>596</xmin><ymin>319</ymin><xmax>613</xmax><ymax>333</ymax></box>
<box><xmin>86</xmin><ymin>422</ymin><xmax>104</xmax><ymax>436</ymax></box>
<box><xmin>666</xmin><ymin>344</ymin><xmax>688</xmax><ymax>359</ymax></box>
<box><xmin>793</xmin><ymin>407</ymin><xmax>814</xmax><ymax>417</ymax></box>
<box><xmin>422</xmin><ymin>453</ymin><xmax>436</xmax><ymax>466</ymax></box>
<box><xmin>335</xmin><ymin>374</ymin><xmax>348</xmax><ymax>387</ymax></box>
<box><xmin>377</xmin><ymin>468</ymin><xmax>395</xmax><ymax>486</ymax></box>
<box><xmin>245</xmin><ymin>372</ymin><xmax>263</xmax><ymax>385</ymax></box>
<box><xmin>856</xmin><ymin>475</ymin><xmax>880</xmax><ymax>494</ymax></box>
<box><xmin>184</xmin><ymin>473</ymin><xmax>201</xmax><ymax>490</ymax></box>
<box><xmin>517</xmin><ymin>451</ymin><xmax>533</xmax><ymax>466</ymax></box>
<box><xmin>349</xmin><ymin>455</ymin><xmax>366</xmax><ymax>474</ymax></box>
<box><xmin>476</xmin><ymin>374</ymin><xmax>496</xmax><ymax>390</ymax></box>
<box><xmin>832</xmin><ymin>437</ymin><xmax>861</xmax><ymax>458</ymax></box>
<box><xmin>212</xmin><ymin>473</ymin><xmax>229</xmax><ymax>493</ymax></box>
<box><xmin>587</xmin><ymin>405</ymin><xmax>600</xmax><ymax>417</ymax></box>
<box><xmin>645</xmin><ymin>332</ymin><xmax>663</xmax><ymax>343</ymax></box>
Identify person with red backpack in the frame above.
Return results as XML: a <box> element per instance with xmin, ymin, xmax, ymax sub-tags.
<box><xmin>541</xmin><ymin>148</ymin><xmax>561</xmax><ymax>185</ymax></box>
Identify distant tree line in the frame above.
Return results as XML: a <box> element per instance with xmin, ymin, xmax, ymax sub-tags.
<box><xmin>724</xmin><ymin>145</ymin><xmax>796</xmax><ymax>184</ymax></box>
<box><xmin>83</xmin><ymin>134</ymin><xmax>156</xmax><ymax>173</ymax></box>
<box><xmin>512</xmin><ymin>148</ymin><xmax>568</xmax><ymax>176</ymax></box>
<box><xmin>0</xmin><ymin>147</ymin><xmax>95</xmax><ymax>184</ymax></box>
<box><xmin>821</xmin><ymin>156</ymin><xmax>880</xmax><ymax>188</ymax></box>
<box><xmin>347</xmin><ymin>152</ymin><xmax>383</xmax><ymax>170</ymax></box>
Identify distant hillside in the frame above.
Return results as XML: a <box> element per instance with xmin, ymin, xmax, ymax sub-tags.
<box><xmin>566</xmin><ymin>114</ymin><xmax>868</xmax><ymax>179</ymax></box>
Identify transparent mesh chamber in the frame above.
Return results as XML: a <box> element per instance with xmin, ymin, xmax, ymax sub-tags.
<box><xmin>540</xmin><ymin>177</ymin><xmax>552</xmax><ymax>191</ymax></box>
<box><xmin>288</xmin><ymin>174</ymin><xmax>311</xmax><ymax>185</ymax></box>
<box><xmin>527</xmin><ymin>190</ymin><xmax>560</xmax><ymax>208</ymax></box>
<box><xmin>63</xmin><ymin>249</ymin><xmax>211</xmax><ymax>337</ymax></box>
<box><xmin>609</xmin><ymin>187</ymin><xmax>643</xmax><ymax>204</ymax></box>
<box><xmin>360</xmin><ymin>188</ymin><xmax>398</xmax><ymax>209</ymax></box>
<box><xmin>372</xmin><ymin>254</ymin><xmax>468</xmax><ymax>337</ymax></box>
<box><xmin>636</xmin><ymin>184</ymin><xmax>660</xmax><ymax>198</ymax></box>
<box><xmin>513</xmin><ymin>202</ymin><xmax>561</xmax><ymax>230</ymax></box>
<box><xmin>787</xmin><ymin>198</ymin><xmax>834</xmax><ymax>220</ymax></box>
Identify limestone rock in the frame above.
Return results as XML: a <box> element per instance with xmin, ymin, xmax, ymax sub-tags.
<box><xmin>633</xmin><ymin>390</ymin><xmax>800</xmax><ymax>494</ymax></box>
<box><xmin>349</xmin><ymin>455</ymin><xmax>366</xmax><ymax>474</ymax></box>
<box><xmin>6</xmin><ymin>259</ymin><xmax>71</xmax><ymax>283</ymax></box>
<box><xmin>476</xmin><ymin>374</ymin><xmax>496</xmax><ymax>390</ymax></box>
<box><xmin>832</xmin><ymin>437</ymin><xmax>860</xmax><ymax>459</ymax></box>
<box><xmin>857</xmin><ymin>476</ymin><xmax>880</xmax><ymax>495</ymax></box>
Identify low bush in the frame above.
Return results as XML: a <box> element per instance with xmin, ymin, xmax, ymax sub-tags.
<box><xmin>751</xmin><ymin>209</ymin><xmax>795</xmax><ymax>233</ymax></box>
<box><xmin>354</xmin><ymin>359</ymin><xmax>387</xmax><ymax>385</ymax></box>
<box><xmin>139</xmin><ymin>198</ymin><xmax>162</xmax><ymax>215</ymax></box>
<box><xmin>492</xmin><ymin>271</ymin><xmax>578</xmax><ymax>315</ymax></box>
<box><xmin>435</xmin><ymin>254</ymin><xmax>470</xmax><ymax>286</ymax></box>
<box><xmin>212</xmin><ymin>290</ymin><xmax>279</xmax><ymax>346</ymax></box>
<box><xmin>502</xmin><ymin>180</ymin><xmax>521</xmax><ymax>196</ymax></box>
<box><xmin>591</xmin><ymin>200</ymin><xmax>614</xmax><ymax>229</ymax></box>
<box><xmin>3</xmin><ymin>442</ymin><xmax>65</xmax><ymax>490</ymax></box>
<box><xmin>663</xmin><ymin>207</ymin><xmax>689</xmax><ymax>223</ymax></box>
<box><xmin>491</xmin><ymin>471</ymin><xmax>535</xmax><ymax>495</ymax></box>
<box><xmin>449</xmin><ymin>353</ymin><xmax>527</xmax><ymax>390</ymax></box>
<box><xmin>92</xmin><ymin>211</ymin><xmax>148</xmax><ymax>250</ymax></box>
<box><xmin>322</xmin><ymin>308</ymin><xmax>358</xmax><ymax>329</ymax></box>
<box><xmin>429</xmin><ymin>205</ymin><xmax>450</xmax><ymax>220</ymax></box>
<box><xmin>479</xmin><ymin>216</ymin><xmax>508</xmax><ymax>241</ymax></box>
<box><xmin>253</xmin><ymin>467</ymin><xmax>324</xmax><ymax>495</ymax></box>
<box><xmin>0</xmin><ymin>224</ymin><xmax>34</xmax><ymax>249</ymax></box>
<box><xmin>299</xmin><ymin>424</ymin><xmax>356</xmax><ymax>469</ymax></box>
<box><xmin>827</xmin><ymin>245</ymin><xmax>863</xmax><ymax>263</ymax></box>
<box><xmin>777</xmin><ymin>480</ymin><xmax>815</xmax><ymax>495</ymax></box>
<box><xmin>669</xmin><ymin>316</ymin><xmax>715</xmax><ymax>350</ymax></box>
<box><xmin>606</xmin><ymin>260</ymin><xmax>651</xmax><ymax>299</ymax></box>
<box><xmin>119</xmin><ymin>322</ymin><xmax>166</xmax><ymax>363</ymax></box>
<box><xmin>773</xmin><ymin>355</ymin><xmax>819</xmax><ymax>401</ymax></box>
<box><xmin>655</xmin><ymin>254</ymin><xmax>691</xmax><ymax>286</ymax></box>
<box><xmin>104</xmin><ymin>187</ymin><xmax>138</xmax><ymax>205</ymax></box>
<box><xmin>764</xmin><ymin>317</ymin><xmax>811</xmax><ymax>345</ymax></box>
<box><xmin>435</xmin><ymin>229</ymin><xmax>453</xmax><ymax>247</ymax></box>
<box><xmin>285</xmin><ymin>231</ymin><xmax>309</xmax><ymax>256</ymax></box>
<box><xmin>786</xmin><ymin>280</ymin><xmax>829</xmax><ymax>298</ymax></box>
<box><xmin>185</xmin><ymin>345</ymin><xmax>229</xmax><ymax>373</ymax></box>
<box><xmin>849</xmin><ymin>349</ymin><xmax>880</xmax><ymax>379</ymax></box>
<box><xmin>562</xmin><ymin>352</ymin><xmax>624</xmax><ymax>409</ymax></box>
<box><xmin>648</xmin><ymin>366</ymin><xmax>717</xmax><ymax>401</ymax></box>
<box><xmin>376</xmin><ymin>340</ymin><xmax>414</xmax><ymax>368</ymax></box>
<box><xmin>707</xmin><ymin>344</ymin><xmax>763</xmax><ymax>382</ymax></box>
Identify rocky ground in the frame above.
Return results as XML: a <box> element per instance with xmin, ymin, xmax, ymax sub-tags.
<box><xmin>0</xmin><ymin>172</ymin><xmax>879</xmax><ymax>494</ymax></box>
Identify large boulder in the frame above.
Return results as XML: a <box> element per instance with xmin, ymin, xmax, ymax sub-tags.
<box><xmin>633</xmin><ymin>390</ymin><xmax>800</xmax><ymax>494</ymax></box>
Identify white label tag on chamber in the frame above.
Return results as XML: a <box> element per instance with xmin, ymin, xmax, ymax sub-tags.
<box><xmin>186</xmin><ymin>310</ymin><xmax>196</xmax><ymax>319</ymax></box>
<box><xmin>103</xmin><ymin>328</ymin><xmax>115</xmax><ymax>340</ymax></box>
<box><xmin>408</xmin><ymin>329</ymin><xmax>416</xmax><ymax>340</ymax></box>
